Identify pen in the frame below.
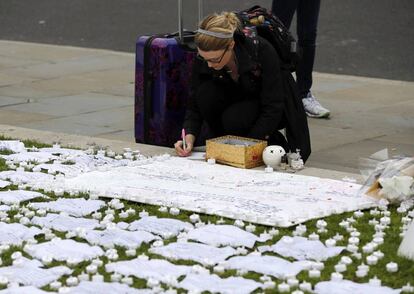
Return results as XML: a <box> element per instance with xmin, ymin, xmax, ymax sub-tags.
<box><xmin>181</xmin><ymin>128</ymin><xmax>187</xmax><ymax>150</ymax></box>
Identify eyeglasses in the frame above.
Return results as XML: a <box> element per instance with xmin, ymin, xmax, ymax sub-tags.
<box><xmin>196</xmin><ymin>45</ymin><xmax>229</xmax><ymax>64</ymax></box>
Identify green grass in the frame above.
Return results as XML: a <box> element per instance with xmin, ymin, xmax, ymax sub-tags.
<box><xmin>0</xmin><ymin>137</ymin><xmax>413</xmax><ymax>292</ymax></box>
<box><xmin>0</xmin><ymin>158</ymin><xmax>8</xmax><ymax>172</ymax></box>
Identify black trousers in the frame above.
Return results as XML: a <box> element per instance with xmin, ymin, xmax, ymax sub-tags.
<box><xmin>272</xmin><ymin>0</ymin><xmax>321</xmax><ymax>98</ymax></box>
<box><xmin>195</xmin><ymin>81</ymin><xmax>288</xmax><ymax>149</ymax></box>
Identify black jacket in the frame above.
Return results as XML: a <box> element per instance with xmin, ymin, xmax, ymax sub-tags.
<box><xmin>183</xmin><ymin>33</ymin><xmax>311</xmax><ymax>161</ymax></box>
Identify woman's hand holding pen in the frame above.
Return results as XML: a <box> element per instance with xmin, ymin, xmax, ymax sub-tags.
<box><xmin>174</xmin><ymin>133</ymin><xmax>195</xmax><ymax>157</ymax></box>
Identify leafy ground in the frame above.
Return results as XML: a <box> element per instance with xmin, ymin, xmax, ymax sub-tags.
<box><xmin>0</xmin><ymin>136</ymin><xmax>413</xmax><ymax>293</ymax></box>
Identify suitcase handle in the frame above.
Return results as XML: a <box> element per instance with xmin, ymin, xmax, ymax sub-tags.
<box><xmin>165</xmin><ymin>30</ymin><xmax>194</xmax><ymax>39</ymax></box>
<box><xmin>166</xmin><ymin>30</ymin><xmax>197</xmax><ymax>50</ymax></box>
<box><xmin>178</xmin><ymin>0</ymin><xmax>203</xmax><ymax>41</ymax></box>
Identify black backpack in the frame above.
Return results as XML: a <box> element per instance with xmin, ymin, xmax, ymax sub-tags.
<box><xmin>236</xmin><ymin>6</ymin><xmax>311</xmax><ymax>161</ymax></box>
<box><xmin>236</xmin><ymin>6</ymin><xmax>299</xmax><ymax>72</ymax></box>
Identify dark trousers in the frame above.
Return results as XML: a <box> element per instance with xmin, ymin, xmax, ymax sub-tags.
<box><xmin>272</xmin><ymin>0</ymin><xmax>321</xmax><ymax>98</ymax></box>
<box><xmin>195</xmin><ymin>81</ymin><xmax>288</xmax><ymax>149</ymax></box>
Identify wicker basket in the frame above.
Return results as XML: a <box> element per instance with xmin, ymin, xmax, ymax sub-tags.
<box><xmin>206</xmin><ymin>135</ymin><xmax>267</xmax><ymax>169</ymax></box>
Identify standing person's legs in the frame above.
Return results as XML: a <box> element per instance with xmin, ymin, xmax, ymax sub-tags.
<box><xmin>273</xmin><ymin>0</ymin><xmax>329</xmax><ymax>118</ymax></box>
<box><xmin>296</xmin><ymin>0</ymin><xmax>320</xmax><ymax>97</ymax></box>
<box><xmin>297</xmin><ymin>0</ymin><xmax>330</xmax><ymax>118</ymax></box>
<box><xmin>271</xmin><ymin>0</ymin><xmax>298</xmax><ymax>29</ymax></box>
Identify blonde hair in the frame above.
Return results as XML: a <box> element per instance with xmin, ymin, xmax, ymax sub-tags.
<box><xmin>195</xmin><ymin>12</ymin><xmax>241</xmax><ymax>51</ymax></box>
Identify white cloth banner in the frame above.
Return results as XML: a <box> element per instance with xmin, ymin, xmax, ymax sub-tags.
<box><xmin>28</xmin><ymin>198</ymin><xmax>106</xmax><ymax>217</ymax></box>
<box><xmin>314</xmin><ymin>280</ymin><xmax>401</xmax><ymax>294</ymax></box>
<box><xmin>105</xmin><ymin>258</ymin><xmax>192</xmax><ymax>283</ymax></box>
<box><xmin>222</xmin><ymin>254</ymin><xmax>309</xmax><ymax>279</ymax></box>
<box><xmin>82</xmin><ymin>228</ymin><xmax>159</xmax><ymax>249</ymax></box>
<box><xmin>179</xmin><ymin>273</ymin><xmax>263</xmax><ymax>294</ymax></box>
<box><xmin>128</xmin><ymin>216</ymin><xmax>193</xmax><ymax>238</ymax></box>
<box><xmin>0</xmin><ymin>170</ymin><xmax>54</xmax><ymax>186</ymax></box>
<box><xmin>0</xmin><ymin>204</ymin><xmax>10</xmax><ymax>212</ymax></box>
<box><xmin>24</xmin><ymin>239</ymin><xmax>104</xmax><ymax>262</ymax></box>
<box><xmin>55</xmin><ymin>157</ymin><xmax>377</xmax><ymax>227</ymax></box>
<box><xmin>0</xmin><ymin>223</ymin><xmax>42</xmax><ymax>245</ymax></box>
<box><xmin>0</xmin><ymin>140</ymin><xmax>26</xmax><ymax>153</ymax></box>
<box><xmin>38</xmin><ymin>147</ymin><xmax>86</xmax><ymax>157</ymax></box>
<box><xmin>33</xmin><ymin>162</ymin><xmax>86</xmax><ymax>177</ymax></box>
<box><xmin>31</xmin><ymin>213</ymin><xmax>100</xmax><ymax>232</ymax></box>
<box><xmin>259</xmin><ymin>236</ymin><xmax>345</xmax><ymax>261</ymax></box>
<box><xmin>65</xmin><ymin>281</ymin><xmax>151</xmax><ymax>294</ymax></box>
<box><xmin>0</xmin><ymin>179</ymin><xmax>10</xmax><ymax>188</ymax></box>
<box><xmin>0</xmin><ymin>286</ymin><xmax>49</xmax><ymax>294</ymax></box>
<box><xmin>0</xmin><ymin>258</ymin><xmax>72</xmax><ymax>287</ymax></box>
<box><xmin>0</xmin><ymin>190</ymin><xmax>46</xmax><ymax>205</ymax></box>
<box><xmin>186</xmin><ymin>224</ymin><xmax>270</xmax><ymax>248</ymax></box>
<box><xmin>1</xmin><ymin>152</ymin><xmax>58</xmax><ymax>164</ymax></box>
<box><xmin>149</xmin><ymin>242</ymin><xmax>237</xmax><ymax>266</ymax></box>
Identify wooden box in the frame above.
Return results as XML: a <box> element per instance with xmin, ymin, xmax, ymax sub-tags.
<box><xmin>206</xmin><ymin>135</ymin><xmax>267</xmax><ymax>169</ymax></box>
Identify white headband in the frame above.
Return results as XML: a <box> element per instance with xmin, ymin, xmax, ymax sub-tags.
<box><xmin>197</xmin><ymin>29</ymin><xmax>234</xmax><ymax>39</ymax></box>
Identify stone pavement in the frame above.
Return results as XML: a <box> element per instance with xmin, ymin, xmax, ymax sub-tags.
<box><xmin>0</xmin><ymin>40</ymin><xmax>413</xmax><ymax>176</ymax></box>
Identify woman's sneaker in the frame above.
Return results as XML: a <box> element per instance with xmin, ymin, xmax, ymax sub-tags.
<box><xmin>302</xmin><ymin>92</ymin><xmax>330</xmax><ymax>118</ymax></box>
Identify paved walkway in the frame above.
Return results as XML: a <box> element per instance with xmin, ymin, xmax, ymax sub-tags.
<box><xmin>0</xmin><ymin>40</ymin><xmax>413</xmax><ymax>175</ymax></box>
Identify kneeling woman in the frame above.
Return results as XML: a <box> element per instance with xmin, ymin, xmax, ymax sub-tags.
<box><xmin>175</xmin><ymin>12</ymin><xmax>311</xmax><ymax>161</ymax></box>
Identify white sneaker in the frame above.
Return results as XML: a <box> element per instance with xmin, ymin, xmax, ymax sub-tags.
<box><xmin>302</xmin><ymin>92</ymin><xmax>330</xmax><ymax>118</ymax></box>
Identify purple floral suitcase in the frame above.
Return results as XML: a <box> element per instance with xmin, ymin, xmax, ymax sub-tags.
<box><xmin>135</xmin><ymin>0</ymin><xmax>202</xmax><ymax>147</ymax></box>
<box><xmin>135</xmin><ymin>36</ymin><xmax>195</xmax><ymax>147</ymax></box>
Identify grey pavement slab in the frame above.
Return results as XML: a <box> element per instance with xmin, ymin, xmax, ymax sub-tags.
<box><xmin>0</xmin><ymin>72</ymin><xmax>37</xmax><ymax>87</ymax></box>
<box><xmin>73</xmin><ymin>68</ymin><xmax>134</xmax><ymax>88</ymax></box>
<box><xmin>96</xmin><ymin>129</ymin><xmax>135</xmax><ymax>142</ymax></box>
<box><xmin>0</xmin><ymin>85</ymin><xmax>74</xmax><ymax>99</ymax></box>
<box><xmin>64</xmin><ymin>106</ymin><xmax>133</xmax><ymax>131</ymax></box>
<box><xmin>0</xmin><ymin>96</ymin><xmax>29</xmax><ymax>107</ymax></box>
<box><xmin>308</xmin><ymin>138</ymin><xmax>414</xmax><ymax>174</ymax></box>
<box><xmin>28</xmin><ymin>71</ymin><xmax>133</xmax><ymax>94</ymax></box>
<box><xmin>317</xmin><ymin>81</ymin><xmax>414</xmax><ymax>105</ymax></box>
<box><xmin>0</xmin><ymin>55</ymin><xmax>43</xmax><ymax>69</ymax></box>
<box><xmin>374</xmin><ymin>131</ymin><xmax>414</xmax><ymax>145</ymax></box>
<box><xmin>311</xmin><ymin>79</ymin><xmax>365</xmax><ymax>93</ymax></box>
<box><xmin>2</xmin><ymin>93</ymin><xmax>133</xmax><ymax>116</ymax></box>
<box><xmin>308</xmin><ymin>125</ymin><xmax>384</xmax><ymax>153</ymax></box>
<box><xmin>1</xmin><ymin>54</ymin><xmax>133</xmax><ymax>80</ymax></box>
<box><xmin>92</xmin><ymin>83</ymin><xmax>134</xmax><ymax>98</ymax></box>
<box><xmin>308</xmin><ymin>99</ymin><xmax>414</xmax><ymax>135</ymax></box>
<box><xmin>311</xmin><ymin>110</ymin><xmax>408</xmax><ymax>130</ymax></box>
<box><xmin>373</xmin><ymin>100</ymin><xmax>414</xmax><ymax>118</ymax></box>
<box><xmin>0</xmin><ymin>109</ymin><xmax>56</xmax><ymax>125</ymax></box>
<box><xmin>0</xmin><ymin>40</ymin><xmax>111</xmax><ymax>62</ymax></box>
<box><xmin>18</xmin><ymin>117</ymin><xmax>121</xmax><ymax>137</ymax></box>
<box><xmin>17</xmin><ymin>105</ymin><xmax>135</xmax><ymax>137</ymax></box>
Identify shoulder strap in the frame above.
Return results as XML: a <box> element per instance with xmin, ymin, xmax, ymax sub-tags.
<box><xmin>241</xmin><ymin>27</ymin><xmax>260</xmax><ymax>62</ymax></box>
